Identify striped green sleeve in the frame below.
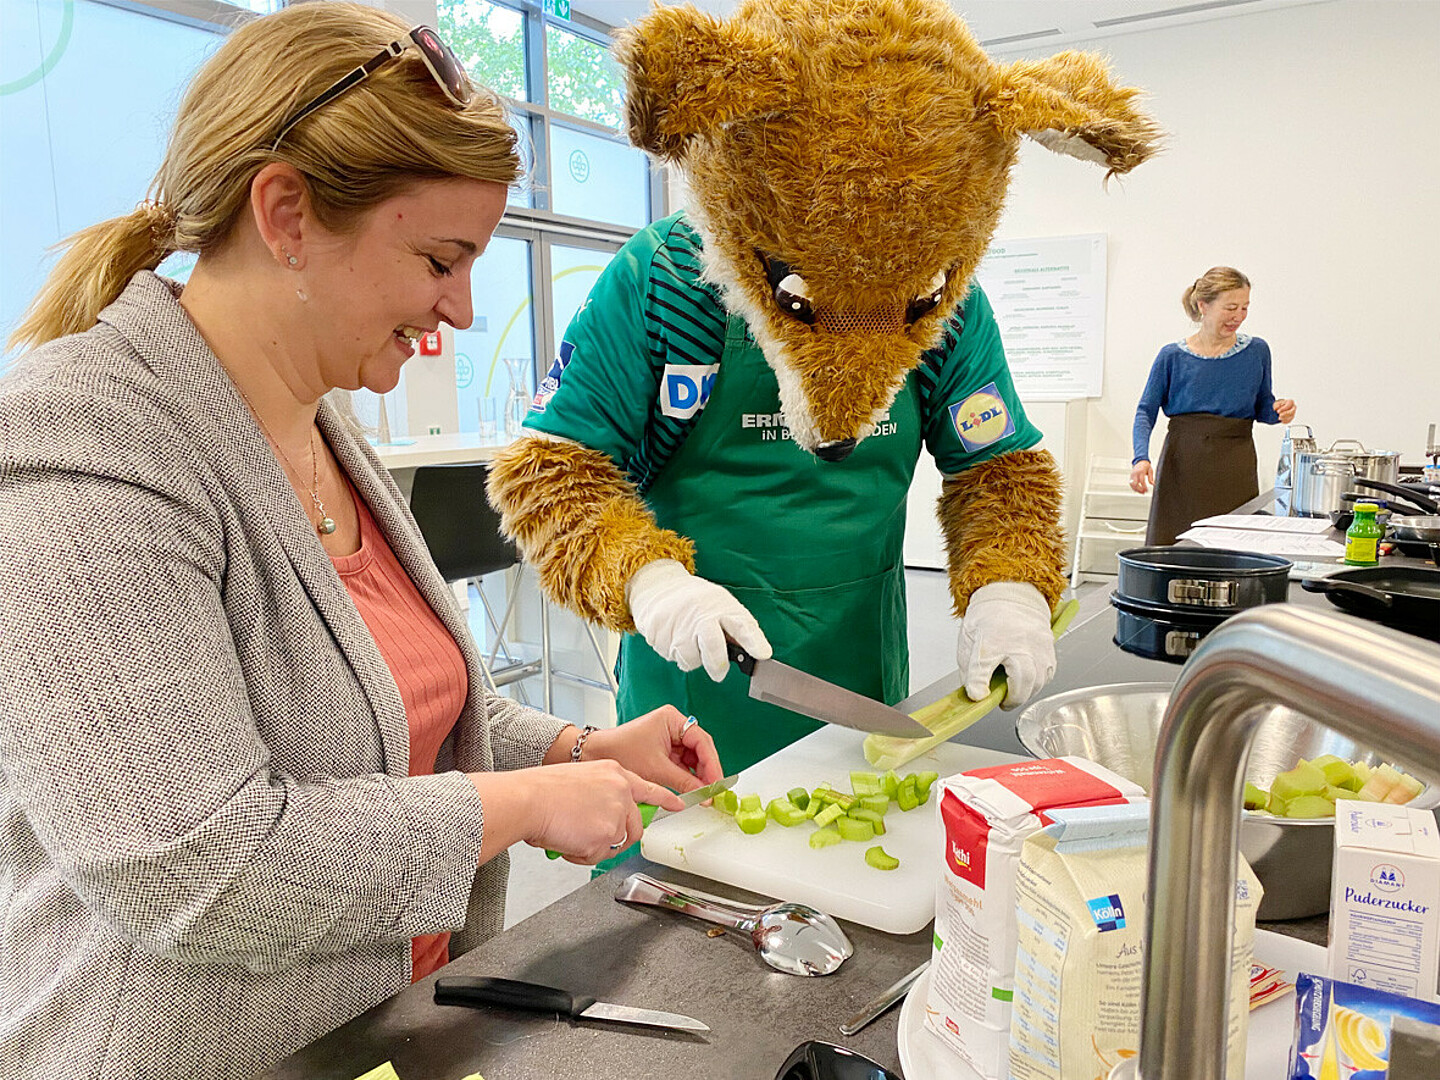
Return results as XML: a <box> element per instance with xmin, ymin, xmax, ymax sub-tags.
<box><xmin>524</xmin><ymin>213</ymin><xmax>728</xmax><ymax>490</ymax></box>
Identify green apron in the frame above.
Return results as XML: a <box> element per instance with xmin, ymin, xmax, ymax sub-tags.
<box><xmin>618</xmin><ymin>316</ymin><xmax>923</xmax><ymax>775</ymax></box>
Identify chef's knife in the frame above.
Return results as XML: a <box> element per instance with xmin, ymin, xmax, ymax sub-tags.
<box><xmin>726</xmin><ymin>643</ymin><xmax>933</xmax><ymax>738</ymax></box>
<box><xmin>434</xmin><ymin>975</ymin><xmax>709</xmax><ymax>1033</ymax></box>
<box><xmin>545</xmin><ymin>772</ymin><xmax>740</xmax><ymax>859</ymax></box>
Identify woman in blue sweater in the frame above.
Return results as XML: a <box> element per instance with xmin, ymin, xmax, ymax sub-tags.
<box><xmin>1129</xmin><ymin>266</ymin><xmax>1297</xmax><ymax>544</ymax></box>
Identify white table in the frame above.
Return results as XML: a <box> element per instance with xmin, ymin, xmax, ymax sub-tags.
<box><xmin>370</xmin><ymin>432</ymin><xmax>511</xmax><ymax>471</ymax></box>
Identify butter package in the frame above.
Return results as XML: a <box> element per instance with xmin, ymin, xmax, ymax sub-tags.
<box><xmin>1287</xmin><ymin>972</ymin><xmax>1440</xmax><ymax>1079</ymax></box>
<box><xmin>924</xmin><ymin>757</ymin><xmax>1146</xmax><ymax>1079</ymax></box>
<box><xmin>1328</xmin><ymin>802</ymin><xmax>1440</xmax><ymax>1001</ymax></box>
<box><xmin>1008</xmin><ymin>803</ymin><xmax>1261</xmax><ymax>1080</ymax></box>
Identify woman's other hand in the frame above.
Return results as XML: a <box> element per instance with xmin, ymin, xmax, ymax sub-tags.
<box><xmin>583</xmin><ymin>706</ymin><xmax>724</xmax><ymax>794</ymax></box>
<box><xmin>1129</xmin><ymin>460</ymin><xmax>1154</xmax><ymax>494</ymax></box>
<box><xmin>1275</xmin><ymin>398</ymin><xmax>1297</xmax><ymax>423</ymax></box>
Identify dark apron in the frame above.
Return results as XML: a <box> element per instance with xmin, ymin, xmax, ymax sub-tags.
<box><xmin>1147</xmin><ymin>413</ymin><xmax>1258</xmax><ymax>545</ymax></box>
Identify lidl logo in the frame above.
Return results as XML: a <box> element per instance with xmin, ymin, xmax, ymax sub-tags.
<box><xmin>529</xmin><ymin>342</ymin><xmax>573</xmax><ymax>414</ymax></box>
<box><xmin>1087</xmin><ymin>894</ymin><xmax>1126</xmax><ymax>931</ymax></box>
<box><xmin>949</xmin><ymin>382</ymin><xmax>1015</xmax><ymax>451</ymax></box>
<box><xmin>660</xmin><ymin>363</ymin><xmax>719</xmax><ymax>419</ymax></box>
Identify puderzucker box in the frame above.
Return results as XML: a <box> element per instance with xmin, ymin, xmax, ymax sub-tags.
<box><xmin>1328</xmin><ymin>802</ymin><xmax>1440</xmax><ymax>1002</ymax></box>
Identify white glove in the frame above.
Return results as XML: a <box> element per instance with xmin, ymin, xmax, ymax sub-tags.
<box><xmin>625</xmin><ymin>559</ymin><xmax>772</xmax><ymax>683</ymax></box>
<box><xmin>956</xmin><ymin>582</ymin><xmax>1056</xmax><ymax>709</ymax></box>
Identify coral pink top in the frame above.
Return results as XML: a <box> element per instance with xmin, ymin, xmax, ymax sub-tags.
<box><xmin>329</xmin><ymin>489</ymin><xmax>468</xmax><ymax>982</ymax></box>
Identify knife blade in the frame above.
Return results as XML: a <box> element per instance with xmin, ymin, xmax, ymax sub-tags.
<box><xmin>640</xmin><ymin>771</ymin><xmax>741</xmax><ymax>825</ymax></box>
<box><xmin>839</xmin><ymin>959</ymin><xmax>929</xmax><ymax>1036</ymax></box>
<box><xmin>726</xmin><ymin>642</ymin><xmax>933</xmax><ymax>738</ymax></box>
<box><xmin>434</xmin><ymin>975</ymin><xmax>709</xmax><ymax>1032</ymax></box>
<box><xmin>546</xmin><ymin>772</ymin><xmax>740</xmax><ymax>859</ymax></box>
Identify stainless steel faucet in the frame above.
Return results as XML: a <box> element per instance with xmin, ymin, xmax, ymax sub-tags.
<box><xmin>1138</xmin><ymin>604</ymin><xmax>1440</xmax><ymax>1080</ymax></box>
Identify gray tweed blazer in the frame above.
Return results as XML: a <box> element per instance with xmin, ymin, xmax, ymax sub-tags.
<box><xmin>0</xmin><ymin>273</ymin><xmax>566</xmax><ymax>1079</ymax></box>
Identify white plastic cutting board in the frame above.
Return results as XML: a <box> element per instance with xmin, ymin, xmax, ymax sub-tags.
<box><xmin>641</xmin><ymin>725</ymin><xmax>1020</xmax><ymax>934</ymax></box>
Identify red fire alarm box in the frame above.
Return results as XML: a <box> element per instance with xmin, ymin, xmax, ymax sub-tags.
<box><xmin>419</xmin><ymin>330</ymin><xmax>443</xmax><ymax>356</ymax></box>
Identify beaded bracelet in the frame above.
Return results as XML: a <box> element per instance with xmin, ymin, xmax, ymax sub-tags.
<box><xmin>570</xmin><ymin>724</ymin><xmax>597</xmax><ymax>763</ymax></box>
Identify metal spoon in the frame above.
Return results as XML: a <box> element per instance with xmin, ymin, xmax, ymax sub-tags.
<box><xmin>614</xmin><ymin>873</ymin><xmax>853</xmax><ymax>976</ymax></box>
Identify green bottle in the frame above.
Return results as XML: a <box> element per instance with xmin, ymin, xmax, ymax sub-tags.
<box><xmin>1344</xmin><ymin>502</ymin><xmax>1384</xmax><ymax>566</ymax></box>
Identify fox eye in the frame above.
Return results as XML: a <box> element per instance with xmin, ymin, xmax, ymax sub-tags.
<box><xmin>906</xmin><ymin>270</ymin><xmax>948</xmax><ymax>324</ymax></box>
<box><xmin>758</xmin><ymin>252</ymin><xmax>815</xmax><ymax>325</ymax></box>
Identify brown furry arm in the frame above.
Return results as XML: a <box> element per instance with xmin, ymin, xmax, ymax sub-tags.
<box><xmin>485</xmin><ymin>437</ymin><xmax>695</xmax><ymax>632</ymax></box>
<box><xmin>939</xmin><ymin>448</ymin><xmax>1067</xmax><ymax>617</ymax></box>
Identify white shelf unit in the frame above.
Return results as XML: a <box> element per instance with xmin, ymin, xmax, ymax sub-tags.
<box><xmin>1070</xmin><ymin>455</ymin><xmax>1151</xmax><ymax>588</ymax></box>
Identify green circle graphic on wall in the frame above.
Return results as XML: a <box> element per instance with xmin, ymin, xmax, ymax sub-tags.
<box><xmin>1</xmin><ymin>0</ymin><xmax>75</xmax><ymax>96</ymax></box>
<box><xmin>568</xmin><ymin>149</ymin><xmax>590</xmax><ymax>184</ymax></box>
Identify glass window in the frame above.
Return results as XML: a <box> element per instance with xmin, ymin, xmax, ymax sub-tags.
<box><xmin>454</xmin><ymin>235</ymin><xmax>534</xmax><ymax>436</ymax></box>
<box><xmin>549</xmin><ymin>123</ymin><xmax>648</xmax><ymax>228</ymax></box>
<box><xmin>550</xmin><ymin>243</ymin><xmax>615</xmax><ymax>349</ymax></box>
<box><xmin>545</xmin><ymin>23</ymin><xmax>622</xmax><ymax>128</ymax></box>
<box><xmin>1</xmin><ymin>0</ymin><xmax>223</xmax><ymax>362</ymax></box>
<box><xmin>439</xmin><ymin>0</ymin><xmax>528</xmax><ymax>103</ymax></box>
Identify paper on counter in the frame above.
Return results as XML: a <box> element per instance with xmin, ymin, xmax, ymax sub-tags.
<box><xmin>1177</xmin><ymin>526</ymin><xmax>1346</xmax><ymax>557</ymax></box>
<box><xmin>1191</xmin><ymin>514</ymin><xmax>1336</xmax><ymax>534</ymax></box>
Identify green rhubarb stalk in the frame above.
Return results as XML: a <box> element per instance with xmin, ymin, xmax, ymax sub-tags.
<box><xmin>863</xmin><ymin>598</ymin><xmax>1080</xmax><ymax>771</ymax></box>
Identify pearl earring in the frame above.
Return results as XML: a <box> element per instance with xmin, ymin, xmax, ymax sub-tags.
<box><xmin>295</xmin><ymin>287</ymin><xmax>308</xmax><ymax>303</ymax></box>
<box><xmin>280</xmin><ymin>247</ymin><xmax>298</xmax><ymax>267</ymax></box>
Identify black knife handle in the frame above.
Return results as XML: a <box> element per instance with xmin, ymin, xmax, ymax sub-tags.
<box><xmin>726</xmin><ymin>640</ymin><xmax>756</xmax><ymax>675</ymax></box>
<box><xmin>434</xmin><ymin>976</ymin><xmax>596</xmax><ymax>1018</ymax></box>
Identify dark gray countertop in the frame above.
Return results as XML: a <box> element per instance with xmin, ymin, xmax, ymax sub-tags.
<box><xmin>261</xmin><ymin>506</ymin><xmax>1435</xmax><ymax>1080</ymax></box>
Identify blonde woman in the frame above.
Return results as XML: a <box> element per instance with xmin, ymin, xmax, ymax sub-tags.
<box><xmin>0</xmin><ymin>6</ymin><xmax>719</xmax><ymax>1077</ymax></box>
<box><xmin>1129</xmin><ymin>266</ymin><xmax>1297</xmax><ymax>544</ymax></box>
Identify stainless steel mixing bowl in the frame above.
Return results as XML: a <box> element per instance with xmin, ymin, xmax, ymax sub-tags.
<box><xmin>1015</xmin><ymin>682</ymin><xmax>1440</xmax><ymax>920</ymax></box>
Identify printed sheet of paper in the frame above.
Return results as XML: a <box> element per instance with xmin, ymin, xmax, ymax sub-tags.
<box><xmin>972</xmin><ymin>233</ymin><xmax>1107</xmax><ymax>401</ymax></box>
<box><xmin>1177</xmin><ymin>526</ymin><xmax>1347</xmax><ymax>557</ymax></box>
<box><xmin>1191</xmin><ymin>514</ymin><xmax>1335</xmax><ymax>534</ymax></box>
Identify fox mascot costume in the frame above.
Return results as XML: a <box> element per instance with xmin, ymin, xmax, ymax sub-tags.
<box><xmin>488</xmin><ymin>0</ymin><xmax>1160</xmax><ymax>772</ymax></box>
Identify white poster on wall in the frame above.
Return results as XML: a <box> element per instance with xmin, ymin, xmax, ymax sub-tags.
<box><xmin>972</xmin><ymin>233</ymin><xmax>1107</xmax><ymax>401</ymax></box>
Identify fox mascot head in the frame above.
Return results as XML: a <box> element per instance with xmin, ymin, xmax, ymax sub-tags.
<box><xmin>614</xmin><ymin>0</ymin><xmax>1160</xmax><ymax>460</ymax></box>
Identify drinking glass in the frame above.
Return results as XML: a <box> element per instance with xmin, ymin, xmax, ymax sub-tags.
<box><xmin>477</xmin><ymin>398</ymin><xmax>498</xmax><ymax>440</ymax></box>
<box><xmin>501</xmin><ymin>356</ymin><xmax>533</xmax><ymax>439</ymax></box>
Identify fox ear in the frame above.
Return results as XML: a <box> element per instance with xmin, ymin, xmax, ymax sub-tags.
<box><xmin>986</xmin><ymin>50</ymin><xmax>1164</xmax><ymax>175</ymax></box>
<box><xmin>614</xmin><ymin>5</ymin><xmax>797</xmax><ymax>163</ymax></box>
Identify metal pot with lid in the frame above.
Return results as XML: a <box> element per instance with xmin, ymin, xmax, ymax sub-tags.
<box><xmin>1289</xmin><ymin>438</ymin><xmax>1402</xmax><ymax>518</ymax></box>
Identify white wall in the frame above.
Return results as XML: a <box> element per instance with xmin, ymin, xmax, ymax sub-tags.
<box><xmin>991</xmin><ymin>0</ymin><xmax>1440</xmax><ymax>483</ymax></box>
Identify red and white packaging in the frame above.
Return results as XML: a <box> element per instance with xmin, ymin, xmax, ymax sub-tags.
<box><xmin>923</xmin><ymin>756</ymin><xmax>1147</xmax><ymax>1078</ymax></box>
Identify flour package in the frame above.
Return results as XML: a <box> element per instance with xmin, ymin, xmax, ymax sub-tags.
<box><xmin>1008</xmin><ymin>803</ymin><xmax>1262</xmax><ymax>1080</ymax></box>
<box><xmin>924</xmin><ymin>757</ymin><xmax>1147</xmax><ymax>1079</ymax></box>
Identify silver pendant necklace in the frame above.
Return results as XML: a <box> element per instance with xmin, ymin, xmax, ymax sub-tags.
<box><xmin>233</xmin><ymin>382</ymin><xmax>337</xmax><ymax>536</ymax></box>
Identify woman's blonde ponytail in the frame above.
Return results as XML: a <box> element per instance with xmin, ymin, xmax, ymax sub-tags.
<box><xmin>8</xmin><ymin>203</ymin><xmax>177</xmax><ymax>352</ymax></box>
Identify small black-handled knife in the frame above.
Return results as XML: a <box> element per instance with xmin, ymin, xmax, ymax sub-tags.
<box><xmin>434</xmin><ymin>976</ymin><xmax>710</xmax><ymax>1033</ymax></box>
<box><xmin>726</xmin><ymin>642</ymin><xmax>933</xmax><ymax>739</ymax></box>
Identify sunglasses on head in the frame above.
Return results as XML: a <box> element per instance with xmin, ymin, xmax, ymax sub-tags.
<box><xmin>271</xmin><ymin>25</ymin><xmax>472</xmax><ymax>151</ymax></box>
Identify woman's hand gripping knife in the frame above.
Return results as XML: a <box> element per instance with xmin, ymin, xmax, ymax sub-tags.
<box><xmin>486</xmin><ymin>435</ymin><xmax>771</xmax><ymax>682</ymax></box>
<box><xmin>940</xmin><ymin>449</ymin><xmax>1068</xmax><ymax>710</ymax></box>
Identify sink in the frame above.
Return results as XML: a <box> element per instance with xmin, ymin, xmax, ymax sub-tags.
<box><xmin>1128</xmin><ymin>603</ymin><xmax>1440</xmax><ymax>1080</ymax></box>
